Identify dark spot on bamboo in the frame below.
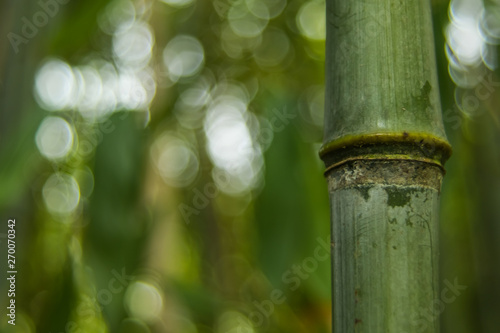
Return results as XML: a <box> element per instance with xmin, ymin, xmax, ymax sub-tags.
<box><xmin>355</xmin><ymin>318</ymin><xmax>362</xmax><ymax>325</ymax></box>
<box><xmin>385</xmin><ymin>187</ymin><xmax>413</xmax><ymax>208</ymax></box>
<box><xmin>357</xmin><ymin>186</ymin><xmax>370</xmax><ymax>201</ymax></box>
<box><xmin>412</xmin><ymin>80</ymin><xmax>433</xmax><ymax>110</ymax></box>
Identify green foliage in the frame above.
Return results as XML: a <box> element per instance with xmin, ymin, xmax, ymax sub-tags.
<box><xmin>0</xmin><ymin>0</ymin><xmax>499</xmax><ymax>332</ymax></box>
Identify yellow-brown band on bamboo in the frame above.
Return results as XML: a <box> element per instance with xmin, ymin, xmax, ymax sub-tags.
<box><xmin>320</xmin><ymin>132</ymin><xmax>452</xmax><ymax>174</ymax></box>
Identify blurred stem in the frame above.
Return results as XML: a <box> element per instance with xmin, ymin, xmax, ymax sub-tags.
<box><xmin>322</xmin><ymin>0</ymin><xmax>451</xmax><ymax>331</ymax></box>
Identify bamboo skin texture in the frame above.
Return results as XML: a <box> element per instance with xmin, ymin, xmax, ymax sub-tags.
<box><xmin>321</xmin><ymin>0</ymin><xmax>451</xmax><ymax>332</ymax></box>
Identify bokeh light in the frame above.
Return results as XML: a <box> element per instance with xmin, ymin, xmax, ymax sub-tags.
<box><xmin>35</xmin><ymin>60</ymin><xmax>156</xmax><ymax>123</ymax></box>
<box><xmin>215</xmin><ymin>311</ymin><xmax>255</xmax><ymax>333</ymax></box>
<box><xmin>296</xmin><ymin>0</ymin><xmax>326</xmax><ymax>41</ymax></box>
<box><xmin>204</xmin><ymin>94</ymin><xmax>263</xmax><ymax>195</ymax></box>
<box><xmin>35</xmin><ymin>59</ymin><xmax>77</xmax><ymax>111</ymax></box>
<box><xmin>113</xmin><ymin>20</ymin><xmax>154</xmax><ymax>69</ymax></box>
<box><xmin>297</xmin><ymin>85</ymin><xmax>325</xmax><ymax>140</ymax></box>
<box><xmin>163</xmin><ymin>35</ymin><xmax>205</xmax><ymax>81</ymax></box>
<box><xmin>98</xmin><ymin>0</ymin><xmax>136</xmax><ymax>35</ymax></box>
<box><xmin>228</xmin><ymin>1</ymin><xmax>269</xmax><ymax>38</ymax></box>
<box><xmin>150</xmin><ymin>133</ymin><xmax>200</xmax><ymax>188</ymax></box>
<box><xmin>74</xmin><ymin>66</ymin><xmax>104</xmax><ymax>113</ymax></box>
<box><xmin>124</xmin><ymin>281</ymin><xmax>164</xmax><ymax>323</ymax></box>
<box><xmin>160</xmin><ymin>0</ymin><xmax>195</xmax><ymax>8</ymax></box>
<box><xmin>35</xmin><ymin>116</ymin><xmax>75</xmax><ymax>161</ymax></box>
<box><xmin>74</xmin><ymin>167</ymin><xmax>95</xmax><ymax>198</ymax></box>
<box><xmin>119</xmin><ymin>318</ymin><xmax>151</xmax><ymax>333</ymax></box>
<box><xmin>174</xmin><ymin>78</ymin><xmax>213</xmax><ymax>129</ymax></box>
<box><xmin>480</xmin><ymin>7</ymin><xmax>500</xmax><ymax>44</ymax></box>
<box><xmin>116</xmin><ymin>70</ymin><xmax>152</xmax><ymax>110</ymax></box>
<box><xmin>444</xmin><ymin>0</ymin><xmax>500</xmax><ymax>124</ymax></box>
<box><xmin>42</xmin><ymin>173</ymin><xmax>81</xmax><ymax>216</ymax></box>
<box><xmin>221</xmin><ymin>24</ymin><xmax>262</xmax><ymax>59</ymax></box>
<box><xmin>260</xmin><ymin>0</ymin><xmax>287</xmax><ymax>19</ymax></box>
<box><xmin>446</xmin><ymin>13</ymin><xmax>483</xmax><ymax>67</ymax></box>
<box><xmin>253</xmin><ymin>28</ymin><xmax>291</xmax><ymax>69</ymax></box>
<box><xmin>162</xmin><ymin>314</ymin><xmax>198</xmax><ymax>333</ymax></box>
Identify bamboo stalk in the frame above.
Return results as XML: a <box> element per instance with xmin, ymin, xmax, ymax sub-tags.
<box><xmin>321</xmin><ymin>0</ymin><xmax>451</xmax><ymax>332</ymax></box>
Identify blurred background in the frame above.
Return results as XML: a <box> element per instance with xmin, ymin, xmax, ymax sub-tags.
<box><xmin>0</xmin><ymin>0</ymin><xmax>499</xmax><ymax>332</ymax></box>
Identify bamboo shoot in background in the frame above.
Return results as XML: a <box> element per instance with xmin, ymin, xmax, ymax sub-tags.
<box><xmin>321</xmin><ymin>0</ymin><xmax>451</xmax><ymax>332</ymax></box>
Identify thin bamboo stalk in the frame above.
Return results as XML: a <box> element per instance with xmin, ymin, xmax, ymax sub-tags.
<box><xmin>321</xmin><ymin>1</ymin><xmax>452</xmax><ymax>332</ymax></box>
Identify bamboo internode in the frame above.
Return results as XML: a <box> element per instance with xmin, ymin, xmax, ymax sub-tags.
<box><xmin>322</xmin><ymin>0</ymin><xmax>452</xmax><ymax>332</ymax></box>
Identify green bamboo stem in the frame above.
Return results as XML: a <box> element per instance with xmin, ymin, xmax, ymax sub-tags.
<box><xmin>321</xmin><ymin>0</ymin><xmax>451</xmax><ymax>332</ymax></box>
